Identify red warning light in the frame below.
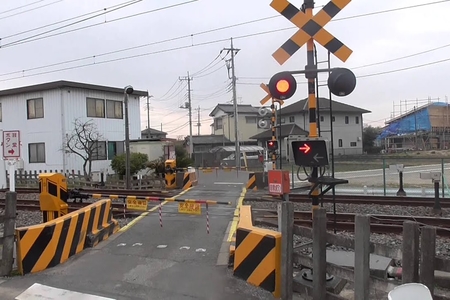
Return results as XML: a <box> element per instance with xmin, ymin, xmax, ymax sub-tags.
<box><xmin>299</xmin><ymin>143</ymin><xmax>311</xmax><ymax>154</ymax></box>
<box><xmin>276</xmin><ymin>79</ymin><xmax>290</xmax><ymax>93</ymax></box>
<box><xmin>268</xmin><ymin>141</ymin><xmax>274</xmax><ymax>146</ymax></box>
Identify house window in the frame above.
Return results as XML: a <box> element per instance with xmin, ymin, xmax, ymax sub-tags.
<box><xmin>280</xmin><ymin>117</ymin><xmax>285</xmax><ymax>124</ymax></box>
<box><xmin>106</xmin><ymin>100</ymin><xmax>123</xmax><ymax>119</ymax></box>
<box><xmin>320</xmin><ymin>116</ymin><xmax>324</xmax><ymax>122</ymax></box>
<box><xmin>214</xmin><ymin>118</ymin><xmax>223</xmax><ymax>130</ymax></box>
<box><xmin>345</xmin><ymin>116</ymin><xmax>349</xmax><ymax>124</ymax></box>
<box><xmin>332</xmin><ymin>116</ymin><xmax>335</xmax><ymax>122</ymax></box>
<box><xmin>0</xmin><ymin>103</ymin><xmax>2</xmax><ymax>122</ymax></box>
<box><xmin>107</xmin><ymin>141</ymin><xmax>124</xmax><ymax>160</ymax></box>
<box><xmin>350</xmin><ymin>142</ymin><xmax>357</xmax><ymax>147</ymax></box>
<box><xmin>338</xmin><ymin>139</ymin><xmax>343</xmax><ymax>147</ymax></box>
<box><xmin>89</xmin><ymin>141</ymin><xmax>107</xmax><ymax>160</ymax></box>
<box><xmin>355</xmin><ymin>116</ymin><xmax>359</xmax><ymax>124</ymax></box>
<box><xmin>245</xmin><ymin>116</ymin><xmax>257</xmax><ymax>124</ymax></box>
<box><xmin>27</xmin><ymin>98</ymin><xmax>44</xmax><ymax>119</ymax></box>
<box><xmin>28</xmin><ymin>143</ymin><xmax>45</xmax><ymax>163</ymax></box>
<box><xmin>289</xmin><ymin>116</ymin><xmax>295</xmax><ymax>123</ymax></box>
<box><xmin>86</xmin><ymin>98</ymin><xmax>105</xmax><ymax>118</ymax></box>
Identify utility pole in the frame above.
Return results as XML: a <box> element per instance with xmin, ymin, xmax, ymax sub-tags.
<box><xmin>224</xmin><ymin>38</ymin><xmax>241</xmax><ymax>168</ymax></box>
<box><xmin>195</xmin><ymin>106</ymin><xmax>201</xmax><ymax>135</ymax></box>
<box><xmin>179</xmin><ymin>72</ymin><xmax>193</xmax><ymax>159</ymax></box>
<box><xmin>145</xmin><ymin>94</ymin><xmax>153</xmax><ymax>130</ymax></box>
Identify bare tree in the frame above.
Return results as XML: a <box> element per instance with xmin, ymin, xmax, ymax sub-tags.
<box><xmin>64</xmin><ymin>118</ymin><xmax>103</xmax><ymax>180</ymax></box>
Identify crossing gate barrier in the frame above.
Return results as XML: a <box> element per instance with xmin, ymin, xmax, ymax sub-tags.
<box><xmin>245</xmin><ymin>172</ymin><xmax>268</xmax><ymax>192</ymax></box>
<box><xmin>15</xmin><ymin>199</ymin><xmax>119</xmax><ymax>275</ymax></box>
<box><xmin>232</xmin><ymin>205</ymin><xmax>281</xmax><ymax>298</ymax></box>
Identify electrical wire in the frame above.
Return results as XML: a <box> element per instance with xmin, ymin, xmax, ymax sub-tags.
<box><xmin>0</xmin><ymin>0</ymin><xmax>45</xmax><ymax>15</ymax></box>
<box><xmin>0</xmin><ymin>0</ymin><xmax>198</xmax><ymax>48</ymax></box>
<box><xmin>190</xmin><ymin>52</ymin><xmax>223</xmax><ymax>77</ymax></box>
<box><xmin>194</xmin><ymin>62</ymin><xmax>228</xmax><ymax>79</ymax></box>
<box><xmin>0</xmin><ymin>0</ymin><xmax>450</xmax><ymax>84</ymax></box>
<box><xmin>0</xmin><ymin>0</ymin><xmax>63</xmax><ymax>21</ymax></box>
<box><xmin>1</xmin><ymin>0</ymin><xmax>137</xmax><ymax>40</ymax></box>
<box><xmin>0</xmin><ymin>0</ymin><xmax>445</xmax><ymax>80</ymax></box>
<box><xmin>154</xmin><ymin>79</ymin><xmax>181</xmax><ymax>100</ymax></box>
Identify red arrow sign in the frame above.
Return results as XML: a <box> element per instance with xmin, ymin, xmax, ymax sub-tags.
<box><xmin>299</xmin><ymin>144</ymin><xmax>310</xmax><ymax>154</ymax></box>
<box><xmin>8</xmin><ymin>149</ymin><xmax>14</xmax><ymax>155</ymax></box>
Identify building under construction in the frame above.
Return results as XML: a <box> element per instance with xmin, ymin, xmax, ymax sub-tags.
<box><xmin>378</xmin><ymin>98</ymin><xmax>450</xmax><ymax>152</ymax></box>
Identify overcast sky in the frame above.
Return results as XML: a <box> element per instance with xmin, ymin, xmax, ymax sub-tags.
<box><xmin>0</xmin><ymin>0</ymin><xmax>449</xmax><ymax>138</ymax></box>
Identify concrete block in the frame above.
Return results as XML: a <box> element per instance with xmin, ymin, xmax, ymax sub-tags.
<box><xmin>325</xmin><ymin>249</ymin><xmax>394</xmax><ymax>279</ymax></box>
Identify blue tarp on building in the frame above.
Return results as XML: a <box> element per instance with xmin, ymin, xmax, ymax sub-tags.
<box><xmin>377</xmin><ymin>102</ymin><xmax>447</xmax><ymax>139</ymax></box>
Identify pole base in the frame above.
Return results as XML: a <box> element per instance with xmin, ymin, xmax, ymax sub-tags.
<box><xmin>301</xmin><ymin>269</ymin><xmax>334</xmax><ymax>282</ymax></box>
<box><xmin>396</xmin><ymin>189</ymin><xmax>406</xmax><ymax>197</ymax></box>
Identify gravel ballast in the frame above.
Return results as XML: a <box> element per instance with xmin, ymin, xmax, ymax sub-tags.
<box><xmin>245</xmin><ymin>199</ymin><xmax>450</xmax><ymax>259</ymax></box>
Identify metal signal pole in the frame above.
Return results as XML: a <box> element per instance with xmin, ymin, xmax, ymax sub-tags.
<box><xmin>304</xmin><ymin>0</ymin><xmax>320</xmax><ymax>214</ymax></box>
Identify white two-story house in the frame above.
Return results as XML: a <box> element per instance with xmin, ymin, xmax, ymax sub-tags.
<box><xmin>0</xmin><ymin>80</ymin><xmax>146</xmax><ymax>176</ymax></box>
<box><xmin>250</xmin><ymin>97</ymin><xmax>371</xmax><ymax>159</ymax></box>
<box><xmin>209</xmin><ymin>103</ymin><xmax>266</xmax><ymax>144</ymax></box>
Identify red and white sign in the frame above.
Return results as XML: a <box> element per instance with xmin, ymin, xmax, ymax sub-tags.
<box><xmin>269</xmin><ymin>183</ymin><xmax>282</xmax><ymax>194</ymax></box>
<box><xmin>3</xmin><ymin>130</ymin><xmax>20</xmax><ymax>158</ymax></box>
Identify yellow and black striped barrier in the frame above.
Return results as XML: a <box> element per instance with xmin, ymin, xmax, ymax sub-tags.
<box><xmin>233</xmin><ymin>205</ymin><xmax>281</xmax><ymax>297</ymax></box>
<box><xmin>245</xmin><ymin>172</ymin><xmax>257</xmax><ymax>191</ymax></box>
<box><xmin>89</xmin><ymin>193</ymin><xmax>232</xmax><ymax>206</ymax></box>
<box><xmin>15</xmin><ymin>199</ymin><xmax>119</xmax><ymax>275</ymax></box>
<box><xmin>182</xmin><ymin>172</ymin><xmax>191</xmax><ymax>190</ymax></box>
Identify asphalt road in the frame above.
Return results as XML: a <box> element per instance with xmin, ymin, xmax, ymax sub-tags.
<box><xmin>1</xmin><ymin>172</ymin><xmax>275</xmax><ymax>300</ymax></box>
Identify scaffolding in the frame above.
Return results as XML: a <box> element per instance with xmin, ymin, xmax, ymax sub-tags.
<box><xmin>378</xmin><ymin>97</ymin><xmax>450</xmax><ymax>152</ymax></box>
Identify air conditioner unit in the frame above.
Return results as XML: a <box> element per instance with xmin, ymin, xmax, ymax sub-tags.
<box><xmin>258</xmin><ymin>119</ymin><xmax>270</xmax><ymax>129</ymax></box>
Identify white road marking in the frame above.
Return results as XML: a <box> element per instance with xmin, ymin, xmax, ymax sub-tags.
<box><xmin>156</xmin><ymin>244</ymin><xmax>167</xmax><ymax>249</ymax></box>
<box><xmin>214</xmin><ymin>182</ymin><xmax>244</xmax><ymax>185</ymax></box>
<box><xmin>116</xmin><ymin>243</ymin><xmax>126</xmax><ymax>247</ymax></box>
<box><xmin>132</xmin><ymin>243</ymin><xmax>142</xmax><ymax>247</ymax></box>
<box><xmin>180</xmin><ymin>246</ymin><xmax>190</xmax><ymax>250</ymax></box>
<box><xmin>196</xmin><ymin>248</ymin><xmax>206</xmax><ymax>253</ymax></box>
<box><xmin>16</xmin><ymin>283</ymin><xmax>115</xmax><ymax>300</ymax></box>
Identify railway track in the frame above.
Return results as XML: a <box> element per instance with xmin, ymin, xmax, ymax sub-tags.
<box><xmin>0</xmin><ymin>187</ymin><xmax>171</xmax><ymax>197</ymax></box>
<box><xmin>254</xmin><ymin>209</ymin><xmax>450</xmax><ymax>237</ymax></box>
<box><xmin>245</xmin><ymin>194</ymin><xmax>450</xmax><ymax>208</ymax></box>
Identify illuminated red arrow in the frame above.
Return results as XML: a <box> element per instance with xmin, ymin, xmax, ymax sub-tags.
<box><xmin>8</xmin><ymin>149</ymin><xmax>14</xmax><ymax>155</ymax></box>
<box><xmin>299</xmin><ymin>144</ymin><xmax>310</xmax><ymax>154</ymax></box>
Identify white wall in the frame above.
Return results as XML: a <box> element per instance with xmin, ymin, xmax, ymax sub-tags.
<box><xmin>130</xmin><ymin>141</ymin><xmax>165</xmax><ymax>162</ymax></box>
<box><xmin>0</xmin><ymin>86</ymin><xmax>142</xmax><ymax>174</ymax></box>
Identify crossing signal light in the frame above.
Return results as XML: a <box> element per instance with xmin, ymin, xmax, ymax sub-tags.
<box><xmin>327</xmin><ymin>68</ymin><xmax>356</xmax><ymax>97</ymax></box>
<box><xmin>291</xmin><ymin>140</ymin><xmax>329</xmax><ymax>167</ymax></box>
<box><xmin>268</xmin><ymin>72</ymin><xmax>297</xmax><ymax>100</ymax></box>
<box><xmin>267</xmin><ymin>140</ymin><xmax>278</xmax><ymax>150</ymax></box>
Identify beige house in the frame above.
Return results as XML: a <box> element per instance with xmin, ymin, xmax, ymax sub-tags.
<box><xmin>209</xmin><ymin>104</ymin><xmax>265</xmax><ymax>143</ymax></box>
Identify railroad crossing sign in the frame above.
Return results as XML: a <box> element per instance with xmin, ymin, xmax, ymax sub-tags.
<box><xmin>259</xmin><ymin>83</ymin><xmax>285</xmax><ymax>105</ymax></box>
<box><xmin>3</xmin><ymin>130</ymin><xmax>20</xmax><ymax>159</ymax></box>
<box><xmin>270</xmin><ymin>0</ymin><xmax>353</xmax><ymax>65</ymax></box>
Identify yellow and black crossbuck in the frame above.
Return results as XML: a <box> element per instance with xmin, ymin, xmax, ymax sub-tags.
<box><xmin>271</xmin><ymin>0</ymin><xmax>353</xmax><ymax>64</ymax></box>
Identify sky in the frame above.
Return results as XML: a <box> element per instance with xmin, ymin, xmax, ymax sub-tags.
<box><xmin>0</xmin><ymin>0</ymin><xmax>449</xmax><ymax>139</ymax></box>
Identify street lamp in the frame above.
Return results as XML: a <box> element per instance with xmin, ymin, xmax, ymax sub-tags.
<box><xmin>124</xmin><ymin>85</ymin><xmax>134</xmax><ymax>190</ymax></box>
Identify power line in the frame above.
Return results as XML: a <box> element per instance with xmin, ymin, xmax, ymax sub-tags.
<box><xmin>154</xmin><ymin>79</ymin><xmax>181</xmax><ymax>100</ymax></box>
<box><xmin>1</xmin><ymin>2</ymin><xmax>448</xmax><ymax>83</ymax></box>
<box><xmin>0</xmin><ymin>0</ymin><xmax>443</xmax><ymax>80</ymax></box>
<box><xmin>0</xmin><ymin>0</ymin><xmax>198</xmax><ymax>48</ymax></box>
<box><xmin>0</xmin><ymin>0</ymin><xmax>63</xmax><ymax>21</ymax></box>
<box><xmin>0</xmin><ymin>0</ymin><xmax>45</xmax><ymax>15</ymax></box>
<box><xmin>191</xmin><ymin>52</ymin><xmax>223</xmax><ymax>77</ymax></box>
<box><xmin>1</xmin><ymin>0</ymin><xmax>137</xmax><ymax>40</ymax></box>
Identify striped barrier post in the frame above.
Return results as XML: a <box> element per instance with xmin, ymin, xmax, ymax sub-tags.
<box><xmin>15</xmin><ymin>199</ymin><xmax>119</xmax><ymax>275</ymax></box>
<box><xmin>232</xmin><ymin>205</ymin><xmax>281</xmax><ymax>298</ymax></box>
<box><xmin>246</xmin><ymin>172</ymin><xmax>257</xmax><ymax>191</ymax></box>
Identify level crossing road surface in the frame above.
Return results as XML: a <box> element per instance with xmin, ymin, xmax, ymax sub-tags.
<box><xmin>0</xmin><ymin>170</ymin><xmax>276</xmax><ymax>300</ymax></box>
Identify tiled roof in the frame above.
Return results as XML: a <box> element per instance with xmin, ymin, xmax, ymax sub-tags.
<box><xmin>279</xmin><ymin>97</ymin><xmax>371</xmax><ymax>115</ymax></box>
<box><xmin>141</xmin><ymin>128</ymin><xmax>167</xmax><ymax>135</ymax></box>
<box><xmin>209</xmin><ymin>104</ymin><xmax>260</xmax><ymax>117</ymax></box>
<box><xmin>187</xmin><ymin>134</ymin><xmax>231</xmax><ymax>144</ymax></box>
<box><xmin>0</xmin><ymin>80</ymin><xmax>148</xmax><ymax>97</ymax></box>
<box><xmin>249</xmin><ymin>124</ymin><xmax>309</xmax><ymax>140</ymax></box>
